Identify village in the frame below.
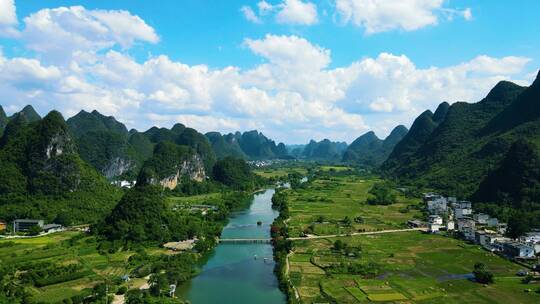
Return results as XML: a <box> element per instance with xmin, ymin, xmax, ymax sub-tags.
<box><xmin>409</xmin><ymin>193</ymin><xmax>540</xmax><ymax>272</ymax></box>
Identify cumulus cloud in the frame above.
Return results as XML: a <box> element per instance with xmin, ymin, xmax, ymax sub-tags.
<box><xmin>335</xmin><ymin>0</ymin><xmax>472</xmax><ymax>34</ymax></box>
<box><xmin>245</xmin><ymin>34</ymin><xmax>330</xmax><ymax>70</ymax></box>
<box><xmin>276</xmin><ymin>0</ymin><xmax>318</xmax><ymax>25</ymax></box>
<box><xmin>0</xmin><ymin>0</ymin><xmax>18</xmax><ymax>37</ymax></box>
<box><xmin>19</xmin><ymin>6</ymin><xmax>158</xmax><ymax>63</ymax></box>
<box><xmin>242</xmin><ymin>0</ymin><xmax>317</xmax><ymax>25</ymax></box>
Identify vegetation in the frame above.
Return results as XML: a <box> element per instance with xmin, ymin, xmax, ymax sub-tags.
<box><xmin>271</xmin><ymin>167</ymin><xmax>538</xmax><ymax>303</ymax></box>
<box><xmin>299</xmin><ymin>139</ymin><xmax>347</xmax><ymax>161</ymax></box>
<box><xmin>381</xmin><ymin>76</ymin><xmax>540</xmax><ymax>233</ymax></box>
<box><xmin>283</xmin><ymin>172</ymin><xmax>421</xmax><ymax>237</ymax></box>
<box><xmin>236</xmin><ymin>130</ymin><xmax>288</xmax><ymax>159</ymax></box>
<box><xmin>473</xmin><ymin>262</ymin><xmax>495</xmax><ymax>284</ymax></box>
<box><xmin>343</xmin><ymin>125</ymin><xmax>408</xmax><ymax>167</ymax></box>
<box><xmin>366</xmin><ymin>182</ymin><xmax>397</xmax><ymax>205</ymax></box>
<box><xmin>270</xmin><ymin>188</ymin><xmax>295</xmax><ymax>301</ymax></box>
<box><xmin>0</xmin><ymin>231</ymin><xmax>193</xmax><ymax>303</ymax></box>
<box><xmin>136</xmin><ymin>141</ymin><xmax>199</xmax><ymax>186</ymax></box>
<box><xmin>205</xmin><ymin>131</ymin><xmax>246</xmax><ymax>159</ymax></box>
<box><xmin>212</xmin><ymin>157</ymin><xmax>259</xmax><ymax>190</ymax></box>
<box><xmin>0</xmin><ymin>110</ymin><xmax>122</xmax><ymax>224</ymax></box>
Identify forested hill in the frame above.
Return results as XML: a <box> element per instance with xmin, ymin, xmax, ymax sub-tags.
<box><xmin>0</xmin><ymin>106</ymin><xmax>8</xmax><ymax>137</ymax></box>
<box><xmin>342</xmin><ymin>125</ymin><xmax>408</xmax><ymax>167</ymax></box>
<box><xmin>382</xmin><ymin>72</ymin><xmax>540</xmax><ymax>205</ymax></box>
<box><xmin>299</xmin><ymin>139</ymin><xmax>347</xmax><ymax>161</ymax></box>
<box><xmin>381</xmin><ymin>102</ymin><xmax>450</xmax><ymax>174</ymax></box>
<box><xmin>206</xmin><ymin>130</ymin><xmax>289</xmax><ymax>160</ymax></box>
<box><xmin>67</xmin><ymin>110</ymin><xmax>142</xmax><ymax>180</ymax></box>
<box><xmin>0</xmin><ymin>110</ymin><xmax>122</xmax><ymax>224</ymax></box>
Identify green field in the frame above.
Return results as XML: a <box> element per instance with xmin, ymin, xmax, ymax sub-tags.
<box><xmin>0</xmin><ymin>230</ymin><xmax>173</xmax><ymax>302</ymax></box>
<box><xmin>166</xmin><ymin>192</ymin><xmax>222</xmax><ymax>207</ymax></box>
<box><xmin>286</xmin><ymin>175</ymin><xmax>422</xmax><ymax>237</ymax></box>
<box><xmin>254</xmin><ymin>166</ymin><xmax>308</xmax><ymax>179</ymax></box>
<box><xmin>281</xmin><ymin>170</ymin><xmax>539</xmax><ymax>303</ymax></box>
<box><xmin>289</xmin><ymin>231</ymin><xmax>539</xmax><ymax>303</ymax></box>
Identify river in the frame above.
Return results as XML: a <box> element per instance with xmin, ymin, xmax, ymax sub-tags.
<box><xmin>178</xmin><ymin>189</ymin><xmax>286</xmax><ymax>303</ymax></box>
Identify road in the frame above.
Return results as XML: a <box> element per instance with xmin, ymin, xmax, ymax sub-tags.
<box><xmin>287</xmin><ymin>227</ymin><xmax>427</xmax><ymax>241</ymax></box>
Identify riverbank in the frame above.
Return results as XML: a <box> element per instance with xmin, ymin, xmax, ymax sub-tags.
<box><xmin>270</xmin><ymin>188</ymin><xmax>298</xmax><ymax>303</ymax></box>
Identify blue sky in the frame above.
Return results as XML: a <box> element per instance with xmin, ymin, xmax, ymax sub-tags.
<box><xmin>0</xmin><ymin>0</ymin><xmax>538</xmax><ymax>143</ymax></box>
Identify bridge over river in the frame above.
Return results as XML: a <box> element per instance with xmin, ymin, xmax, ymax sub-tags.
<box><xmin>218</xmin><ymin>238</ymin><xmax>272</xmax><ymax>244</ymax></box>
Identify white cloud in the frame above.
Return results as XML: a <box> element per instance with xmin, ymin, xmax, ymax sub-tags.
<box><xmin>245</xmin><ymin>34</ymin><xmax>330</xmax><ymax>70</ymax></box>
<box><xmin>240</xmin><ymin>6</ymin><xmax>261</xmax><ymax>23</ymax></box>
<box><xmin>241</xmin><ymin>0</ymin><xmax>318</xmax><ymax>26</ymax></box>
<box><xmin>276</xmin><ymin>0</ymin><xmax>318</xmax><ymax>25</ymax></box>
<box><xmin>463</xmin><ymin>8</ymin><xmax>473</xmax><ymax>21</ymax></box>
<box><xmin>335</xmin><ymin>0</ymin><xmax>472</xmax><ymax>34</ymax></box>
<box><xmin>257</xmin><ymin>1</ymin><xmax>274</xmax><ymax>15</ymax></box>
<box><xmin>0</xmin><ymin>0</ymin><xmax>17</xmax><ymax>25</ymax></box>
<box><xmin>20</xmin><ymin>6</ymin><xmax>158</xmax><ymax>63</ymax></box>
<box><xmin>0</xmin><ymin>0</ymin><xmax>18</xmax><ymax>37</ymax></box>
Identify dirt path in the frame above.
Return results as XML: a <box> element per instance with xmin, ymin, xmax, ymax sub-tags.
<box><xmin>112</xmin><ymin>294</ymin><xmax>125</xmax><ymax>304</ymax></box>
<box><xmin>287</xmin><ymin>227</ymin><xmax>427</xmax><ymax>241</ymax></box>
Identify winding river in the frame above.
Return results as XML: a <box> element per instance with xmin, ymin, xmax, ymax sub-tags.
<box><xmin>178</xmin><ymin>189</ymin><xmax>286</xmax><ymax>303</ymax></box>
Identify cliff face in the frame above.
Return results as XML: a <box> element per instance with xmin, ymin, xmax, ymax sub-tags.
<box><xmin>137</xmin><ymin>141</ymin><xmax>206</xmax><ymax>190</ymax></box>
<box><xmin>45</xmin><ymin>132</ymin><xmax>75</xmax><ymax>159</ymax></box>
<box><xmin>102</xmin><ymin>157</ymin><xmax>135</xmax><ymax>180</ymax></box>
<box><xmin>157</xmin><ymin>154</ymin><xmax>205</xmax><ymax>190</ymax></box>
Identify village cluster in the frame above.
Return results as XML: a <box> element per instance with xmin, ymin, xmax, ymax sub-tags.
<box><xmin>408</xmin><ymin>193</ymin><xmax>540</xmax><ymax>261</ymax></box>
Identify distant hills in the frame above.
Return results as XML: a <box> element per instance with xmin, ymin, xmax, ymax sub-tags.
<box><xmin>342</xmin><ymin>125</ymin><xmax>408</xmax><ymax>167</ymax></box>
<box><xmin>2</xmin><ymin>105</ymin><xmax>294</xmax><ymax>182</ymax></box>
<box><xmin>206</xmin><ymin>130</ymin><xmax>288</xmax><ymax>160</ymax></box>
<box><xmin>285</xmin><ymin>139</ymin><xmax>347</xmax><ymax>161</ymax></box>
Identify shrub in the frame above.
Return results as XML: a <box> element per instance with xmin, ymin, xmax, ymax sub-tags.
<box><xmin>473</xmin><ymin>263</ymin><xmax>494</xmax><ymax>284</ymax></box>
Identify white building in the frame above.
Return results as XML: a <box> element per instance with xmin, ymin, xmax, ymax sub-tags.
<box><xmin>453</xmin><ymin>201</ymin><xmax>473</xmax><ymax>219</ymax></box>
<box><xmin>474</xmin><ymin>213</ymin><xmax>489</xmax><ymax>225</ymax></box>
<box><xmin>498</xmin><ymin>223</ymin><xmax>508</xmax><ymax>235</ymax></box>
<box><xmin>521</xmin><ymin>231</ymin><xmax>540</xmax><ymax>244</ymax></box>
<box><xmin>427</xmin><ymin>215</ymin><xmax>443</xmax><ymax>233</ymax></box>
<box><xmin>447</xmin><ymin>220</ymin><xmax>455</xmax><ymax>231</ymax></box>
<box><xmin>429</xmin><ymin>215</ymin><xmax>443</xmax><ymax>225</ymax></box>
<box><xmin>424</xmin><ymin>193</ymin><xmax>447</xmax><ymax>213</ymax></box>
<box><xmin>504</xmin><ymin>243</ymin><xmax>535</xmax><ymax>258</ymax></box>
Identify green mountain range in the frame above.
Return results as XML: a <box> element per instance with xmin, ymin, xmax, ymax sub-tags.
<box><xmin>342</xmin><ymin>125</ymin><xmax>408</xmax><ymax>167</ymax></box>
<box><xmin>0</xmin><ymin>110</ymin><xmax>121</xmax><ymax>224</ymax></box>
<box><xmin>206</xmin><ymin>130</ymin><xmax>289</xmax><ymax>160</ymax></box>
<box><xmin>300</xmin><ymin>139</ymin><xmax>347</xmax><ymax>161</ymax></box>
<box><xmin>205</xmin><ymin>131</ymin><xmax>246</xmax><ymax>159</ymax></box>
<box><xmin>382</xmin><ymin>72</ymin><xmax>540</xmax><ymax>207</ymax></box>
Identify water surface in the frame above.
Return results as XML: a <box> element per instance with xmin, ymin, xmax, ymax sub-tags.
<box><xmin>178</xmin><ymin>189</ymin><xmax>286</xmax><ymax>304</ymax></box>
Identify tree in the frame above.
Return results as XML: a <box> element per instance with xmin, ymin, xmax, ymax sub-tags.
<box><xmin>212</xmin><ymin>157</ymin><xmax>254</xmax><ymax>190</ymax></box>
<box><xmin>333</xmin><ymin>240</ymin><xmax>347</xmax><ymax>251</ymax></box>
<box><xmin>507</xmin><ymin>213</ymin><xmax>530</xmax><ymax>239</ymax></box>
<box><xmin>27</xmin><ymin>225</ymin><xmax>42</xmax><ymax>236</ymax></box>
<box><xmin>366</xmin><ymin>182</ymin><xmax>397</xmax><ymax>205</ymax></box>
<box><xmin>473</xmin><ymin>263</ymin><xmax>494</xmax><ymax>284</ymax></box>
